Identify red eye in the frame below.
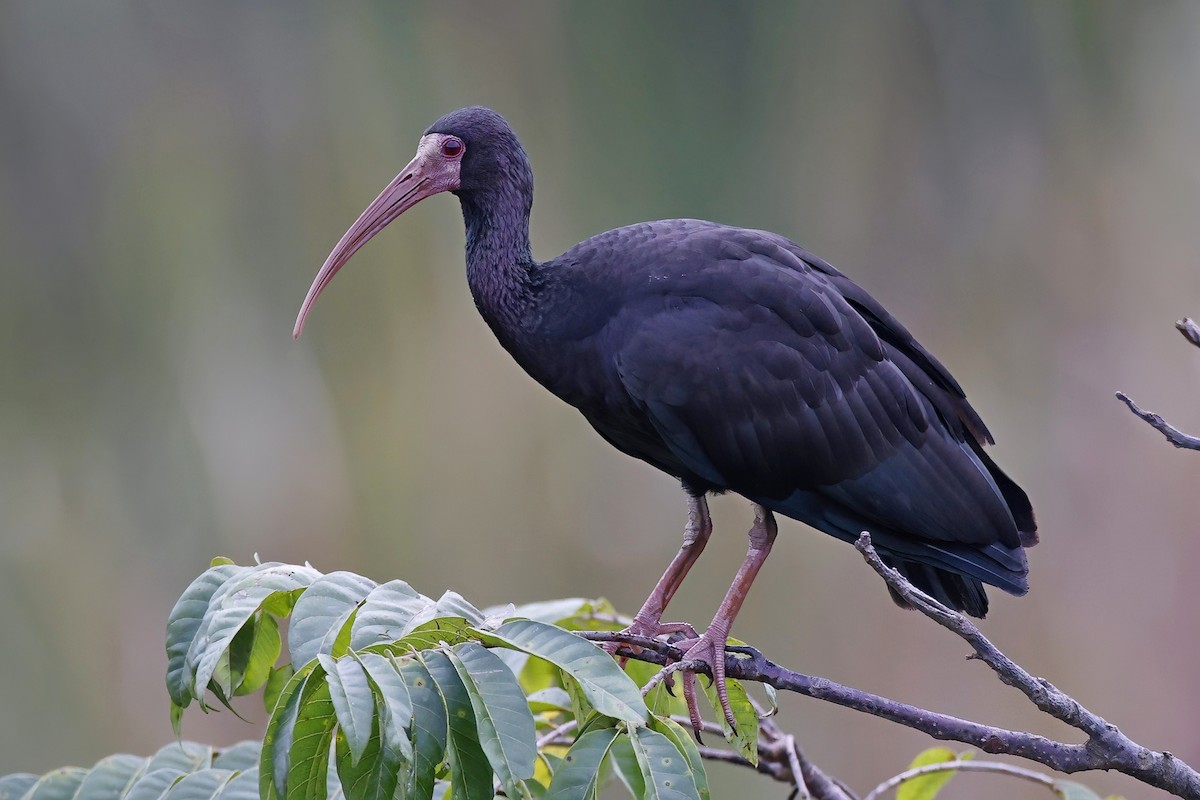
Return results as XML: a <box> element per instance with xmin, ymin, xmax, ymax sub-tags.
<box><xmin>441</xmin><ymin>137</ymin><xmax>464</xmax><ymax>158</ymax></box>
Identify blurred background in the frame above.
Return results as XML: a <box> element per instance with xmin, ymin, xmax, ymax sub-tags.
<box><xmin>2</xmin><ymin>1</ymin><xmax>1199</xmax><ymax>797</ymax></box>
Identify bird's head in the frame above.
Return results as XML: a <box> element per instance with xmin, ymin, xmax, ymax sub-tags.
<box><xmin>293</xmin><ymin>106</ymin><xmax>529</xmax><ymax>338</ymax></box>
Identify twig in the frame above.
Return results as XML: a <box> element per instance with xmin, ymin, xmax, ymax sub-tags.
<box><xmin>1177</xmin><ymin>317</ymin><xmax>1200</xmax><ymax>348</ymax></box>
<box><xmin>1116</xmin><ymin>392</ymin><xmax>1200</xmax><ymax>450</ymax></box>
<box><xmin>861</xmin><ymin>759</ymin><xmax>1055</xmax><ymax>800</ymax></box>
<box><xmin>536</xmin><ymin>719</ymin><xmax>577</xmax><ymax>748</ymax></box>
<box><xmin>783</xmin><ymin>735</ymin><xmax>811</xmax><ymax>800</ymax></box>
<box><xmin>1116</xmin><ymin>316</ymin><xmax>1200</xmax><ymax>450</ymax></box>
<box><xmin>695</xmin><ymin>745</ymin><xmax>788</xmax><ymax>780</ymax></box>
<box><xmin>579</xmin><ymin>538</ymin><xmax>1200</xmax><ymax>799</ymax></box>
<box><xmin>757</xmin><ymin>702</ymin><xmax>857</xmax><ymax>800</ymax></box>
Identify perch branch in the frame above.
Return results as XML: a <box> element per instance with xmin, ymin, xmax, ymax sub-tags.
<box><xmin>1116</xmin><ymin>317</ymin><xmax>1200</xmax><ymax>450</ymax></box>
<box><xmin>580</xmin><ymin>534</ymin><xmax>1200</xmax><ymax>798</ymax></box>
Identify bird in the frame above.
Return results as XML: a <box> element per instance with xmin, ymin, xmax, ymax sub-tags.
<box><xmin>294</xmin><ymin>106</ymin><xmax>1037</xmax><ymax>731</ymax></box>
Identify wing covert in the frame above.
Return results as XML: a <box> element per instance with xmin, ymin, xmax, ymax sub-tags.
<box><xmin>610</xmin><ymin>248</ymin><xmax>1018</xmax><ymax>549</ymax></box>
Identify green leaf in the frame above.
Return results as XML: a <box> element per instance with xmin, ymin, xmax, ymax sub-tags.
<box><xmin>71</xmin><ymin>754</ymin><xmax>146</xmax><ymax>800</ymax></box>
<box><xmin>397</xmin><ymin>658</ymin><xmax>449</xmax><ymax>800</ymax></box>
<box><xmin>494</xmin><ymin>599</ymin><xmax>590</xmax><ymax>626</ymax></box>
<box><xmin>393</xmin><ymin>617</ymin><xmax>477</xmax><ymax>652</ymax></box>
<box><xmin>219</xmin><ymin>617</ymin><xmax>254</xmax><ymax>698</ymax></box>
<box><xmin>623</xmin><ymin>661</ymin><xmax>684</xmax><ymax>719</ymax></box>
<box><xmin>212</xmin><ymin>741</ymin><xmax>261</xmax><ymax>772</ymax></box>
<box><xmin>544</xmin><ymin>727</ymin><xmax>619</xmax><ymax>800</ymax></box>
<box><xmin>264</xmin><ymin>664</ymin><xmax>295</xmax><ymax>715</ymax></box>
<box><xmin>700</xmin><ymin>677</ymin><xmax>757</xmax><ymax>764</ymax></box>
<box><xmin>605</xmin><ymin>734</ymin><xmax>645</xmax><ymax>799</ymax></box>
<box><xmin>527</xmin><ymin>687</ymin><xmax>573</xmax><ymax>715</ymax></box>
<box><xmin>516</xmin><ymin>652</ymin><xmax>559</xmax><ymax>697</ymax></box>
<box><xmin>215</xmin><ymin>769</ymin><xmax>260</xmax><ymax>800</ymax></box>
<box><xmin>356</xmin><ymin>653</ymin><xmax>415</xmax><ymax>761</ymax></box>
<box><xmin>161</xmin><ymin>770</ymin><xmax>235</xmax><ymax>800</ymax></box>
<box><xmin>384</xmin><ymin>593</ymin><xmax>485</xmax><ymax>651</ymax></box>
<box><xmin>629</xmin><ymin>726</ymin><xmax>700</xmax><ymax>800</ymax></box>
<box><xmin>166</xmin><ymin>564</ymin><xmax>244</xmax><ymax>707</ymax></box>
<box><xmin>422</xmin><ymin>651</ymin><xmax>493</xmax><ymax>800</ymax></box>
<box><xmin>170</xmin><ymin>703</ymin><xmax>185</xmax><ymax>739</ymax></box>
<box><xmin>447</xmin><ymin>642</ymin><xmax>537</xmax><ymax>799</ymax></box>
<box><xmin>147</xmin><ymin>742</ymin><xmax>213</xmax><ymax>773</ymax></box>
<box><xmin>897</xmin><ymin>748</ymin><xmax>970</xmax><ymax>800</ymax></box>
<box><xmin>261</xmin><ymin>660</ymin><xmax>321</xmax><ymax>800</ymax></box>
<box><xmin>427</xmin><ymin>592</ymin><xmax>485</xmax><ymax>626</ymax></box>
<box><xmin>560</xmin><ymin>676</ymin><xmax>595</xmax><ymax>732</ymax></box>
<box><xmin>325</xmin><ymin>758</ymin><xmax>343</xmax><ymax>800</ymax></box>
<box><xmin>333</xmin><ymin>708</ymin><xmax>404</xmax><ymax>800</ymax></box>
<box><xmin>20</xmin><ymin>769</ymin><xmax>89</xmax><ymax>800</ymax></box>
<box><xmin>531</xmin><ymin>751</ymin><xmax>561</xmax><ymax>794</ymax></box>
<box><xmin>319</xmin><ymin>655</ymin><xmax>377</xmax><ymax>767</ymax></box>
<box><xmin>261</xmin><ymin>588</ymin><xmax>308</xmax><ymax>619</ymax></box>
<box><xmin>232</xmin><ymin>613</ymin><xmax>281</xmax><ymax>696</ymax></box>
<box><xmin>648</xmin><ymin>718</ymin><xmax>709</xmax><ymax>800</ymax></box>
<box><xmin>0</xmin><ymin>774</ymin><xmax>37</xmax><ymax>800</ymax></box>
<box><xmin>290</xmin><ymin>572</ymin><xmax>378</xmax><ymax>669</ymax></box>
<box><xmin>481</xmin><ymin>621</ymin><xmax>647</xmax><ymax>724</ymax></box>
<box><xmin>190</xmin><ymin>564</ymin><xmax>322</xmax><ymax>705</ymax></box>
<box><xmin>286</xmin><ymin>670</ymin><xmax>338</xmax><ymax>800</ymax></box>
<box><xmin>546</xmin><ymin>599</ymin><xmax>621</xmax><ymax>633</ymax></box>
<box><xmin>349</xmin><ymin>580</ymin><xmax>433</xmax><ymax>651</ymax></box>
<box><xmin>1053</xmin><ymin>781</ymin><xmax>1105</xmax><ymax>800</ymax></box>
<box><xmin>123</xmin><ymin>769</ymin><xmax>187</xmax><ymax>800</ymax></box>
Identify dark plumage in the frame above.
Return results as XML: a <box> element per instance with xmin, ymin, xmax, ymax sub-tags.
<box><xmin>295</xmin><ymin>106</ymin><xmax>1037</xmax><ymax>726</ymax></box>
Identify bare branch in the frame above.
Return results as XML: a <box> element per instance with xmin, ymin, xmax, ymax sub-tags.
<box><xmin>579</xmin><ymin>537</ymin><xmax>1200</xmax><ymax>798</ymax></box>
<box><xmin>674</xmin><ymin>713</ymin><xmax>854</xmax><ymax>800</ymax></box>
<box><xmin>855</xmin><ymin>532</ymin><xmax>1200</xmax><ymax>796</ymax></box>
<box><xmin>753</xmin><ymin>700</ymin><xmax>858</xmax><ymax>800</ymax></box>
<box><xmin>1177</xmin><ymin>317</ymin><xmax>1200</xmax><ymax>348</ymax></box>
<box><xmin>1115</xmin><ymin>392</ymin><xmax>1200</xmax><ymax>450</ymax></box>
<box><xmin>1116</xmin><ymin>315</ymin><xmax>1200</xmax><ymax>450</ymax></box>
<box><xmin>694</xmin><ymin>745</ymin><xmax>787</xmax><ymax>780</ymax></box>
<box><xmin>861</xmin><ymin>759</ymin><xmax>1056</xmax><ymax>800</ymax></box>
<box><xmin>536</xmin><ymin>719</ymin><xmax>577</xmax><ymax>748</ymax></box>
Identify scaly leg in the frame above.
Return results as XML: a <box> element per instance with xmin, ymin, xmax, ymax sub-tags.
<box><xmin>605</xmin><ymin>494</ymin><xmax>712</xmax><ymax>654</ymax></box>
<box><xmin>674</xmin><ymin>503</ymin><xmax>778</xmax><ymax>732</ymax></box>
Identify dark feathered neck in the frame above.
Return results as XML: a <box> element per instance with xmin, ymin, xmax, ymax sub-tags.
<box><xmin>459</xmin><ymin>174</ymin><xmax>538</xmax><ymax>334</ymax></box>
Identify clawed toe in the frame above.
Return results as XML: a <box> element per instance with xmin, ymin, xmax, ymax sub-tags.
<box><xmin>656</xmin><ymin>632</ymin><xmax>736</xmax><ymax>737</ymax></box>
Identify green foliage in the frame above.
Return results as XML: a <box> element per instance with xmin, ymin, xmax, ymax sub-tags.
<box><xmin>158</xmin><ymin>559</ymin><xmax>739</xmax><ymax>800</ymax></box>
<box><xmin>0</xmin><ymin>743</ymin><xmax>260</xmax><ymax>800</ymax></box>
<box><xmin>0</xmin><ymin>558</ymin><xmax>1130</xmax><ymax>800</ymax></box>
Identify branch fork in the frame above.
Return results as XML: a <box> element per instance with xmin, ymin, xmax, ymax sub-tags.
<box><xmin>1117</xmin><ymin>317</ymin><xmax>1200</xmax><ymax>450</ymax></box>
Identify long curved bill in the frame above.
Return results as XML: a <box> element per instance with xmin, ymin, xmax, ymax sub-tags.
<box><xmin>293</xmin><ymin>137</ymin><xmax>458</xmax><ymax>338</ymax></box>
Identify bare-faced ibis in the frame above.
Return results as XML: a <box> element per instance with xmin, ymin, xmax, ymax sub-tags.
<box><xmin>295</xmin><ymin>107</ymin><xmax>1037</xmax><ymax>729</ymax></box>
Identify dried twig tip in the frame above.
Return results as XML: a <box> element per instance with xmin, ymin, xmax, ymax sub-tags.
<box><xmin>1175</xmin><ymin>317</ymin><xmax>1200</xmax><ymax>348</ymax></box>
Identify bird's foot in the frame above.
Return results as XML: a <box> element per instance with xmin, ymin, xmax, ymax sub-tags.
<box><xmin>665</xmin><ymin>629</ymin><xmax>736</xmax><ymax>736</ymax></box>
<box><xmin>601</xmin><ymin>616</ymin><xmax>698</xmax><ymax>661</ymax></box>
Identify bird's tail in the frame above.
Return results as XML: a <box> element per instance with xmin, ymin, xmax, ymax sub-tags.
<box><xmin>881</xmin><ymin>557</ymin><xmax>990</xmax><ymax>617</ymax></box>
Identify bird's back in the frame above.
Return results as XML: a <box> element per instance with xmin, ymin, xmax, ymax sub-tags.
<box><xmin>510</xmin><ymin>219</ymin><xmax>1036</xmax><ymax>616</ymax></box>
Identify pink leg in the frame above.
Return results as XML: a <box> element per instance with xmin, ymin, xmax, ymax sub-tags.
<box><xmin>675</xmin><ymin>503</ymin><xmax>778</xmax><ymax>732</ymax></box>
<box><xmin>605</xmin><ymin>494</ymin><xmax>712</xmax><ymax>653</ymax></box>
